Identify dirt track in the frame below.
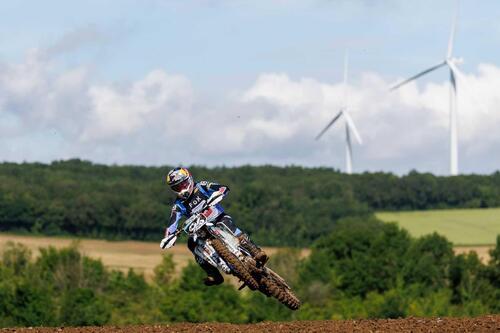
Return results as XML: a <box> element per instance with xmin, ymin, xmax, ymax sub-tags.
<box><xmin>2</xmin><ymin>316</ymin><xmax>500</xmax><ymax>333</ymax></box>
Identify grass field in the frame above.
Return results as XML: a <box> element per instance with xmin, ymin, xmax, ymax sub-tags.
<box><xmin>0</xmin><ymin>233</ymin><xmax>295</xmax><ymax>280</ymax></box>
<box><xmin>0</xmin><ymin>231</ymin><xmax>492</xmax><ymax>278</ymax></box>
<box><xmin>0</xmin><ymin>234</ymin><xmax>187</xmax><ymax>279</ymax></box>
<box><xmin>376</xmin><ymin>208</ymin><xmax>500</xmax><ymax>246</ymax></box>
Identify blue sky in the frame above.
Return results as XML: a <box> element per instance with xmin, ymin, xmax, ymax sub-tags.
<box><xmin>2</xmin><ymin>1</ymin><xmax>498</xmax><ymax>82</ymax></box>
<box><xmin>0</xmin><ymin>0</ymin><xmax>499</xmax><ymax>174</ymax></box>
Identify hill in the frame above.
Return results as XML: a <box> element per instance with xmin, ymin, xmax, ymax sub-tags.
<box><xmin>1</xmin><ymin>160</ymin><xmax>500</xmax><ymax>246</ymax></box>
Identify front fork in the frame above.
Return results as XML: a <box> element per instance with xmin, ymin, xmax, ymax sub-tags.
<box><xmin>193</xmin><ymin>238</ymin><xmax>232</xmax><ymax>274</ymax></box>
<box><xmin>193</xmin><ymin>224</ymin><xmax>253</xmax><ymax>276</ymax></box>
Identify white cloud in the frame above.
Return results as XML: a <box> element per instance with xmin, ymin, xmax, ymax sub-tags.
<box><xmin>0</xmin><ymin>50</ymin><xmax>194</xmax><ymax>164</ymax></box>
<box><xmin>0</xmin><ymin>46</ymin><xmax>499</xmax><ymax>174</ymax></box>
<box><xmin>81</xmin><ymin>70</ymin><xmax>193</xmax><ymax>141</ymax></box>
<box><xmin>238</xmin><ymin>65</ymin><xmax>500</xmax><ymax>173</ymax></box>
<box><xmin>242</xmin><ymin>73</ymin><xmax>329</xmax><ymax>108</ymax></box>
<box><xmin>44</xmin><ymin>25</ymin><xmax>108</xmax><ymax>57</ymax></box>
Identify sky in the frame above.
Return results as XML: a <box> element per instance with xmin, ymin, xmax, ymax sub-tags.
<box><xmin>0</xmin><ymin>0</ymin><xmax>499</xmax><ymax>174</ymax></box>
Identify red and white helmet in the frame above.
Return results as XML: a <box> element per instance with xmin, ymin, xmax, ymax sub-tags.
<box><xmin>166</xmin><ymin>167</ymin><xmax>194</xmax><ymax>199</ymax></box>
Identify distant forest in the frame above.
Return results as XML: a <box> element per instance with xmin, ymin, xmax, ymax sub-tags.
<box><xmin>0</xmin><ymin>159</ymin><xmax>499</xmax><ymax>246</ymax></box>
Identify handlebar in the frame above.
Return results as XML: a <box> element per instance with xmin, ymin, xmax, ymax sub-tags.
<box><xmin>178</xmin><ymin>193</ymin><xmax>224</xmax><ymax>234</ymax></box>
<box><xmin>162</xmin><ymin>193</ymin><xmax>224</xmax><ymax>249</ymax></box>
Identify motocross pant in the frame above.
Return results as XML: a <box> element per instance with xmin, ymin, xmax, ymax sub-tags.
<box><xmin>187</xmin><ymin>214</ymin><xmax>241</xmax><ymax>285</ymax></box>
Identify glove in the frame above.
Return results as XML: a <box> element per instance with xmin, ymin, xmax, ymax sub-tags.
<box><xmin>160</xmin><ymin>232</ymin><xmax>177</xmax><ymax>249</ymax></box>
<box><xmin>207</xmin><ymin>190</ymin><xmax>224</xmax><ymax>206</ymax></box>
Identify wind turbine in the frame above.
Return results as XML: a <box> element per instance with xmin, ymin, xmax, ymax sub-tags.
<box><xmin>316</xmin><ymin>51</ymin><xmax>363</xmax><ymax>174</ymax></box>
<box><xmin>390</xmin><ymin>1</ymin><xmax>469</xmax><ymax>176</ymax></box>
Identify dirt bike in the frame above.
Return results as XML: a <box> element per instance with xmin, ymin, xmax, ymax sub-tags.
<box><xmin>161</xmin><ymin>194</ymin><xmax>300</xmax><ymax>310</ymax></box>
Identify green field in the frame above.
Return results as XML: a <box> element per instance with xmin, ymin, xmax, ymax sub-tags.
<box><xmin>376</xmin><ymin>208</ymin><xmax>500</xmax><ymax>246</ymax></box>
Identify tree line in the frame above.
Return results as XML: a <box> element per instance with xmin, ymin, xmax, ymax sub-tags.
<box><xmin>1</xmin><ymin>218</ymin><xmax>499</xmax><ymax>327</ymax></box>
<box><xmin>0</xmin><ymin>160</ymin><xmax>499</xmax><ymax>246</ymax></box>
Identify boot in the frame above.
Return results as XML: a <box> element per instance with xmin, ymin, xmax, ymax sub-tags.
<box><xmin>199</xmin><ymin>258</ymin><xmax>224</xmax><ymax>286</ymax></box>
<box><xmin>203</xmin><ymin>275</ymin><xmax>224</xmax><ymax>286</ymax></box>
<box><xmin>238</xmin><ymin>234</ymin><xmax>269</xmax><ymax>266</ymax></box>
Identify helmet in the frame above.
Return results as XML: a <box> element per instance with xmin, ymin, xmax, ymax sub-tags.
<box><xmin>166</xmin><ymin>167</ymin><xmax>194</xmax><ymax>199</ymax></box>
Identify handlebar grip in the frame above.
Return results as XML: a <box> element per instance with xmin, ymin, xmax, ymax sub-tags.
<box><xmin>207</xmin><ymin>193</ymin><xmax>224</xmax><ymax>206</ymax></box>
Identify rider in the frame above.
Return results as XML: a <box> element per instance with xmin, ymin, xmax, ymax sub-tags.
<box><xmin>160</xmin><ymin>167</ymin><xmax>268</xmax><ymax>286</ymax></box>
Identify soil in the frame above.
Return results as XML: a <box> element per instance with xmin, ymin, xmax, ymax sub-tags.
<box><xmin>454</xmin><ymin>246</ymin><xmax>492</xmax><ymax>264</ymax></box>
<box><xmin>2</xmin><ymin>316</ymin><xmax>500</xmax><ymax>333</ymax></box>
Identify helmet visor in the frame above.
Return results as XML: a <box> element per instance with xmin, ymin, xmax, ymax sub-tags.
<box><xmin>171</xmin><ymin>179</ymin><xmax>191</xmax><ymax>193</ymax></box>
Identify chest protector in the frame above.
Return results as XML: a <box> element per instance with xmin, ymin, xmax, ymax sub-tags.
<box><xmin>177</xmin><ymin>184</ymin><xmax>224</xmax><ymax>218</ymax></box>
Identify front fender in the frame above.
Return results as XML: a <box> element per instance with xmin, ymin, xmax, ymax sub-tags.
<box><xmin>193</xmin><ymin>238</ymin><xmax>231</xmax><ymax>274</ymax></box>
<box><xmin>208</xmin><ymin>224</ymin><xmax>242</xmax><ymax>256</ymax></box>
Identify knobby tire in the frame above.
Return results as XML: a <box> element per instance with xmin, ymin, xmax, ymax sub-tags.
<box><xmin>259</xmin><ymin>276</ymin><xmax>301</xmax><ymax>310</ymax></box>
<box><xmin>211</xmin><ymin>238</ymin><xmax>259</xmax><ymax>290</ymax></box>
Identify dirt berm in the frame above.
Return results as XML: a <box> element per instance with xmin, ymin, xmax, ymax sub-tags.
<box><xmin>2</xmin><ymin>316</ymin><xmax>500</xmax><ymax>332</ymax></box>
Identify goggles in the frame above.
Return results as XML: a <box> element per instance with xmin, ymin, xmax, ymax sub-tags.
<box><xmin>171</xmin><ymin>179</ymin><xmax>191</xmax><ymax>193</ymax></box>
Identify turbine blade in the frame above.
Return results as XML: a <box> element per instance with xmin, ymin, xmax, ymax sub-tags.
<box><xmin>315</xmin><ymin>110</ymin><xmax>344</xmax><ymax>140</ymax></box>
<box><xmin>446</xmin><ymin>60</ymin><xmax>466</xmax><ymax>89</ymax></box>
<box><xmin>450</xmin><ymin>67</ymin><xmax>457</xmax><ymax>93</ymax></box>
<box><xmin>447</xmin><ymin>59</ymin><xmax>488</xmax><ymax>113</ymax></box>
<box><xmin>343</xmin><ymin>50</ymin><xmax>349</xmax><ymax>86</ymax></box>
<box><xmin>447</xmin><ymin>0</ymin><xmax>459</xmax><ymax>58</ymax></box>
<box><xmin>390</xmin><ymin>61</ymin><xmax>447</xmax><ymax>91</ymax></box>
<box><xmin>343</xmin><ymin>49</ymin><xmax>349</xmax><ymax>106</ymax></box>
<box><xmin>343</xmin><ymin>110</ymin><xmax>362</xmax><ymax>145</ymax></box>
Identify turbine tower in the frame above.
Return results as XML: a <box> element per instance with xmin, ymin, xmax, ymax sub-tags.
<box><xmin>390</xmin><ymin>1</ymin><xmax>469</xmax><ymax>176</ymax></box>
<box><xmin>316</xmin><ymin>51</ymin><xmax>363</xmax><ymax>174</ymax></box>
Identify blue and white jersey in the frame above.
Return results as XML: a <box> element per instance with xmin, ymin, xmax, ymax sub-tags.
<box><xmin>166</xmin><ymin>181</ymin><xmax>229</xmax><ymax>235</ymax></box>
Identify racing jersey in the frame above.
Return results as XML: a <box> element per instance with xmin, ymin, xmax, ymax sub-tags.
<box><xmin>166</xmin><ymin>181</ymin><xmax>229</xmax><ymax>235</ymax></box>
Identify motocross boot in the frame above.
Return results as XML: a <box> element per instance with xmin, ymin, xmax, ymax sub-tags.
<box><xmin>237</xmin><ymin>234</ymin><xmax>269</xmax><ymax>266</ymax></box>
<box><xmin>203</xmin><ymin>275</ymin><xmax>223</xmax><ymax>286</ymax></box>
<box><xmin>200</xmin><ymin>260</ymin><xmax>224</xmax><ymax>286</ymax></box>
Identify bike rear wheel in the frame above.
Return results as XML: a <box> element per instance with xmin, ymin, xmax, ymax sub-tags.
<box><xmin>259</xmin><ymin>276</ymin><xmax>301</xmax><ymax>310</ymax></box>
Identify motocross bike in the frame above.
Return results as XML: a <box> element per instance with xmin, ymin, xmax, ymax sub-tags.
<box><xmin>161</xmin><ymin>194</ymin><xmax>300</xmax><ymax>310</ymax></box>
